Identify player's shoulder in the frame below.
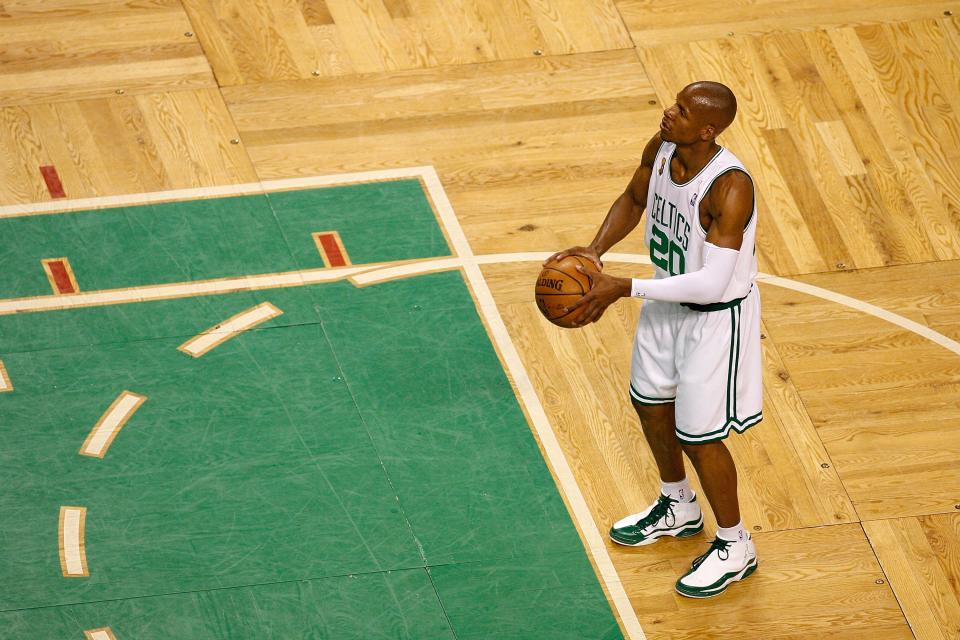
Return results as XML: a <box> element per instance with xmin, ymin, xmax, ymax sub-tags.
<box><xmin>712</xmin><ymin>167</ymin><xmax>752</xmax><ymax>192</ymax></box>
<box><xmin>710</xmin><ymin>147</ymin><xmax>753</xmax><ymax>192</ymax></box>
<box><xmin>705</xmin><ymin>167</ymin><xmax>754</xmax><ymax>218</ymax></box>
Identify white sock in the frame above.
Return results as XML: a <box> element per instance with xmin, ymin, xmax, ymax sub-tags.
<box><xmin>661</xmin><ymin>478</ymin><xmax>692</xmax><ymax>502</ymax></box>
<box><xmin>717</xmin><ymin>521</ymin><xmax>748</xmax><ymax>543</ymax></box>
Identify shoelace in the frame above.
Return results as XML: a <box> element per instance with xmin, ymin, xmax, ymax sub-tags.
<box><xmin>691</xmin><ymin>537</ymin><xmax>732</xmax><ymax>570</ymax></box>
<box><xmin>632</xmin><ymin>494</ymin><xmax>678</xmax><ymax>530</ymax></box>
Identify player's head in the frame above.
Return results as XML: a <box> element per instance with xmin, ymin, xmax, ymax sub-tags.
<box><xmin>660</xmin><ymin>81</ymin><xmax>737</xmax><ymax>145</ymax></box>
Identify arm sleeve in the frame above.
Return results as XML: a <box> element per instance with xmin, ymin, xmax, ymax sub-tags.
<box><xmin>630</xmin><ymin>242</ymin><xmax>739</xmax><ymax>304</ymax></box>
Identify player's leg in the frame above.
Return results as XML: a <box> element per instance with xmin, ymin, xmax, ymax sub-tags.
<box><xmin>609</xmin><ymin>302</ymin><xmax>704</xmax><ymax>546</ymax></box>
<box><xmin>681</xmin><ymin>440</ymin><xmax>739</xmax><ymax>527</ymax></box>
<box><xmin>673</xmin><ymin>443</ymin><xmax>756</xmax><ymax>599</ymax></box>
<box><xmin>609</xmin><ymin>401</ymin><xmax>704</xmax><ymax>546</ymax></box>
<box><xmin>671</xmin><ymin>291</ymin><xmax>763</xmax><ymax>597</ymax></box>
<box><xmin>633</xmin><ymin>400</ymin><xmax>684</xmax><ymax>482</ymax></box>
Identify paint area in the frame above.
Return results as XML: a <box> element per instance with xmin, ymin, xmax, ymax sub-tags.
<box><xmin>0</xmin><ymin>180</ymin><xmax>620</xmax><ymax>639</ymax></box>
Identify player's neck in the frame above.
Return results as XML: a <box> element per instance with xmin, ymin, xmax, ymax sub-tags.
<box><xmin>672</xmin><ymin>140</ymin><xmax>721</xmax><ymax>178</ymax></box>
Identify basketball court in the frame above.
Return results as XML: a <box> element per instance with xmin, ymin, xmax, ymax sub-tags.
<box><xmin>1</xmin><ymin>2</ymin><xmax>959</xmax><ymax>638</ymax></box>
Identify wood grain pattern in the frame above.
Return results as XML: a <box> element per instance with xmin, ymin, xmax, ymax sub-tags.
<box><xmin>615</xmin><ymin>0</ymin><xmax>957</xmax><ymax>46</ymax></box>
<box><xmin>638</xmin><ymin>17</ymin><xmax>960</xmax><ymax>275</ymax></box>
<box><xmin>815</xmin><ymin>120</ymin><xmax>867</xmax><ymax>176</ymax></box>
<box><xmin>620</xmin><ymin>525</ymin><xmax>910</xmax><ymax>638</ymax></box>
<box><xmin>0</xmin><ymin>0</ymin><xmax>215</xmax><ymax>105</ymax></box>
<box><xmin>865</xmin><ymin>515</ymin><xmax>960</xmax><ymax>639</ymax></box>
<box><xmin>182</xmin><ymin>0</ymin><xmax>632</xmax><ymax>84</ymax></box>
<box><xmin>761</xmin><ymin>259</ymin><xmax>960</xmax><ymax>521</ymax></box>
<box><xmin>223</xmin><ymin>49</ymin><xmax>660</xmax><ymax>257</ymax></box>
<box><xmin>0</xmin><ymin>89</ymin><xmax>257</xmax><ymax>203</ymax></box>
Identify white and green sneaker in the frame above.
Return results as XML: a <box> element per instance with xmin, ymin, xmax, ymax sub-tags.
<box><xmin>675</xmin><ymin>534</ymin><xmax>758</xmax><ymax>598</ymax></box>
<box><xmin>609</xmin><ymin>493</ymin><xmax>704</xmax><ymax>547</ymax></box>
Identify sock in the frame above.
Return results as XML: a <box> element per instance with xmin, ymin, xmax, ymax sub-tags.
<box><xmin>717</xmin><ymin>521</ymin><xmax>747</xmax><ymax>543</ymax></box>
<box><xmin>661</xmin><ymin>478</ymin><xmax>692</xmax><ymax>502</ymax></box>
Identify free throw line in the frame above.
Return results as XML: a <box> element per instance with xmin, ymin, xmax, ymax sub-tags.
<box><xmin>80</xmin><ymin>391</ymin><xmax>148</xmax><ymax>458</ymax></box>
<box><xmin>178</xmin><ymin>302</ymin><xmax>283</xmax><ymax>358</ymax></box>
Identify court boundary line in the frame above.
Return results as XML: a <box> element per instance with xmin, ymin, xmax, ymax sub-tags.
<box><xmin>414</xmin><ymin>169</ymin><xmax>647</xmax><ymax>639</ymax></box>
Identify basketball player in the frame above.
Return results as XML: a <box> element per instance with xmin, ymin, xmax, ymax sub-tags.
<box><xmin>547</xmin><ymin>81</ymin><xmax>760</xmax><ymax>598</ymax></box>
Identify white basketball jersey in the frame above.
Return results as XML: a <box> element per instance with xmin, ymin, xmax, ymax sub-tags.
<box><xmin>644</xmin><ymin>141</ymin><xmax>758</xmax><ymax>302</ymax></box>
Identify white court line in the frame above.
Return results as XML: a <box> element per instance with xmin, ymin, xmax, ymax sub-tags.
<box><xmin>0</xmin><ymin>183</ymin><xmax>263</xmax><ymax>218</ymax></box>
<box><xmin>0</xmin><ymin>166</ymin><xmax>437</xmax><ymax>219</ymax></box>
<box><xmin>84</xmin><ymin>628</ymin><xmax>117</xmax><ymax>640</ymax></box>
<box><xmin>417</xmin><ymin>167</ymin><xmax>648</xmax><ymax>640</ymax></box>
<box><xmin>178</xmin><ymin>302</ymin><xmax>283</xmax><ymax>357</ymax></box>
<box><xmin>58</xmin><ymin>506</ymin><xmax>88</xmax><ymax>577</ymax></box>
<box><xmin>0</xmin><ymin>266</ymin><xmax>374</xmax><ymax>317</ymax></box>
<box><xmin>0</xmin><ymin>359</ymin><xmax>11</xmax><ymax>392</ymax></box>
<box><xmin>755</xmin><ymin>275</ymin><xmax>960</xmax><ymax>356</ymax></box>
<box><xmin>349</xmin><ymin>257</ymin><xmax>463</xmax><ymax>286</ymax></box>
<box><xmin>80</xmin><ymin>391</ymin><xmax>148</xmax><ymax>458</ymax></box>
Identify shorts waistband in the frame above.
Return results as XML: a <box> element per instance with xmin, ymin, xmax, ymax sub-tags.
<box><xmin>682</xmin><ymin>294</ymin><xmax>747</xmax><ymax>312</ymax></box>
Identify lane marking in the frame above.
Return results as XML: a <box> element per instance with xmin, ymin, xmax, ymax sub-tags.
<box><xmin>39</xmin><ymin>165</ymin><xmax>66</xmax><ymax>199</ymax></box>
<box><xmin>58</xmin><ymin>506</ymin><xmax>88</xmax><ymax>577</ymax></box>
<box><xmin>313</xmin><ymin>231</ymin><xmax>351</xmax><ymax>267</ymax></box>
<box><xmin>417</xmin><ymin>167</ymin><xmax>648</xmax><ymax>640</ymax></box>
<box><xmin>41</xmin><ymin>257</ymin><xmax>79</xmax><ymax>294</ymax></box>
<box><xmin>84</xmin><ymin>628</ymin><xmax>117</xmax><ymax>640</ymax></box>
<box><xmin>0</xmin><ymin>184</ymin><xmax>263</xmax><ymax>219</ymax></box>
<box><xmin>0</xmin><ymin>359</ymin><xmax>11</xmax><ymax>392</ymax></box>
<box><xmin>0</xmin><ymin>266</ymin><xmax>375</xmax><ymax>316</ymax></box>
<box><xmin>80</xmin><ymin>391</ymin><xmax>148</xmax><ymax>459</ymax></box>
<box><xmin>0</xmin><ymin>166</ymin><xmax>432</xmax><ymax>219</ymax></box>
<box><xmin>6</xmin><ymin>247</ymin><xmax>954</xmax><ymax>360</ymax></box>
<box><xmin>349</xmin><ymin>257</ymin><xmax>461</xmax><ymax>287</ymax></box>
<box><xmin>178</xmin><ymin>302</ymin><xmax>283</xmax><ymax>358</ymax></box>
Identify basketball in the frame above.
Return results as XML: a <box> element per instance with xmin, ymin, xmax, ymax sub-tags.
<box><xmin>535</xmin><ymin>255</ymin><xmax>599</xmax><ymax>328</ymax></box>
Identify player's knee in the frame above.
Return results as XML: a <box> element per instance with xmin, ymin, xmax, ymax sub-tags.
<box><xmin>680</xmin><ymin>439</ymin><xmax>724</xmax><ymax>460</ymax></box>
<box><xmin>631</xmin><ymin>399</ymin><xmax>673</xmax><ymax>422</ymax></box>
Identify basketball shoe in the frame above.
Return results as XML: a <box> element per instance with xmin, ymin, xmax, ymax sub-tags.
<box><xmin>675</xmin><ymin>533</ymin><xmax>758</xmax><ymax>598</ymax></box>
<box><xmin>609</xmin><ymin>493</ymin><xmax>704</xmax><ymax>546</ymax></box>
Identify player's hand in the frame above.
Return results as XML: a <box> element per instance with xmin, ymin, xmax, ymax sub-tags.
<box><xmin>567</xmin><ymin>267</ymin><xmax>631</xmax><ymax>326</ymax></box>
<box><xmin>543</xmin><ymin>246</ymin><xmax>603</xmax><ymax>271</ymax></box>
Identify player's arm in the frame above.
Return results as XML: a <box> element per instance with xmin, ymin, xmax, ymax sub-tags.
<box><xmin>545</xmin><ymin>133</ymin><xmax>661</xmax><ymax>269</ymax></box>
<box><xmin>571</xmin><ymin>170</ymin><xmax>753</xmax><ymax>325</ymax></box>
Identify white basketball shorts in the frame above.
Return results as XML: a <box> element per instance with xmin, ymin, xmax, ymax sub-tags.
<box><xmin>629</xmin><ymin>286</ymin><xmax>763</xmax><ymax>444</ymax></box>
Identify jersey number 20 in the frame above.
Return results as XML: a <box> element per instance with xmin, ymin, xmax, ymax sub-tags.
<box><xmin>650</xmin><ymin>226</ymin><xmax>685</xmax><ymax>276</ymax></box>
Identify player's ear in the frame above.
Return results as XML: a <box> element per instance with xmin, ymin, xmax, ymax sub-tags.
<box><xmin>700</xmin><ymin>124</ymin><xmax>716</xmax><ymax>141</ymax></box>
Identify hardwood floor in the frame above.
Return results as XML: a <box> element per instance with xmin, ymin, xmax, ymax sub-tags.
<box><xmin>3</xmin><ymin>1</ymin><xmax>959</xmax><ymax>637</ymax></box>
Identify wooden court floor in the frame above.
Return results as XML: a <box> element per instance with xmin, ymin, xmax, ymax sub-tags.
<box><xmin>2</xmin><ymin>1</ymin><xmax>960</xmax><ymax>638</ymax></box>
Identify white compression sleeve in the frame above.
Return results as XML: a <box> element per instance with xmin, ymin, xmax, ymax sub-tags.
<box><xmin>630</xmin><ymin>242</ymin><xmax>739</xmax><ymax>304</ymax></box>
